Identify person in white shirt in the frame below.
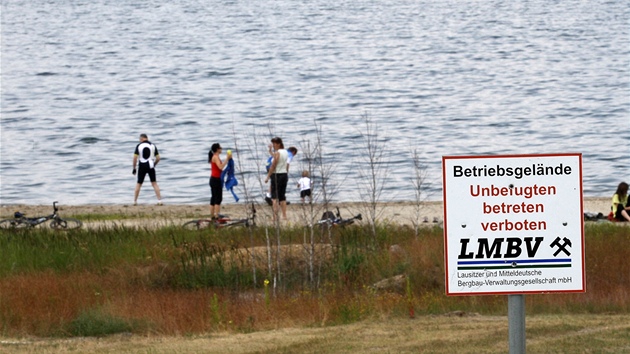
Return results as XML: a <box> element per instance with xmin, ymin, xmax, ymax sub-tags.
<box><xmin>265</xmin><ymin>137</ymin><xmax>289</xmax><ymax>221</ymax></box>
<box><xmin>265</xmin><ymin>146</ymin><xmax>298</xmax><ymax>203</ymax></box>
<box><xmin>297</xmin><ymin>170</ymin><xmax>312</xmax><ymax>204</ymax></box>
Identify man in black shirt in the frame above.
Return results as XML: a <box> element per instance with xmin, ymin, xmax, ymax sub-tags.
<box><xmin>132</xmin><ymin>134</ymin><xmax>163</xmax><ymax>205</ymax></box>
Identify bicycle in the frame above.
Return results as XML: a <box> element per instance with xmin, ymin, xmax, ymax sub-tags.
<box><xmin>0</xmin><ymin>201</ymin><xmax>82</xmax><ymax>230</ymax></box>
<box><xmin>182</xmin><ymin>203</ymin><xmax>257</xmax><ymax>230</ymax></box>
<box><xmin>317</xmin><ymin>207</ymin><xmax>362</xmax><ymax>228</ymax></box>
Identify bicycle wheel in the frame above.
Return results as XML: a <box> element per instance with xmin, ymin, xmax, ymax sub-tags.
<box><xmin>50</xmin><ymin>218</ymin><xmax>82</xmax><ymax>230</ymax></box>
<box><xmin>182</xmin><ymin>219</ymin><xmax>214</xmax><ymax>230</ymax></box>
<box><xmin>220</xmin><ymin>219</ymin><xmax>249</xmax><ymax>228</ymax></box>
<box><xmin>0</xmin><ymin>219</ymin><xmax>29</xmax><ymax>230</ymax></box>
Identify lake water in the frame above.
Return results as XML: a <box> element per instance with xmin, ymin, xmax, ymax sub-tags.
<box><xmin>1</xmin><ymin>0</ymin><xmax>628</xmax><ymax>205</ymax></box>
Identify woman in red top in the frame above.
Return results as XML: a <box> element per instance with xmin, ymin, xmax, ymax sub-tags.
<box><xmin>209</xmin><ymin>143</ymin><xmax>231</xmax><ymax>218</ymax></box>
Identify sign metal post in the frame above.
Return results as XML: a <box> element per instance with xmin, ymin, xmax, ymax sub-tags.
<box><xmin>508</xmin><ymin>294</ymin><xmax>525</xmax><ymax>354</ymax></box>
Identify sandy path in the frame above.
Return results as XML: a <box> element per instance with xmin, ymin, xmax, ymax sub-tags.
<box><xmin>0</xmin><ymin>197</ymin><xmax>611</xmax><ymax>229</ymax></box>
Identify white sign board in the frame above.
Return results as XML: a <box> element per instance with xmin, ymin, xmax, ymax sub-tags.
<box><xmin>442</xmin><ymin>153</ymin><xmax>585</xmax><ymax>296</ymax></box>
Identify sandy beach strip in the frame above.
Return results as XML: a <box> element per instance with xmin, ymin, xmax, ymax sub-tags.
<box><xmin>0</xmin><ymin>197</ymin><xmax>611</xmax><ymax>229</ymax></box>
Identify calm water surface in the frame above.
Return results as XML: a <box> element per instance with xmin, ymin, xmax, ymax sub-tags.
<box><xmin>1</xmin><ymin>0</ymin><xmax>628</xmax><ymax>205</ymax></box>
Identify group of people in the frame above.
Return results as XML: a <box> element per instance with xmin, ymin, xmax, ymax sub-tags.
<box><xmin>131</xmin><ymin>134</ymin><xmax>312</xmax><ymax>221</ymax></box>
<box><xmin>132</xmin><ymin>133</ymin><xmax>628</xmax><ymax>223</ymax></box>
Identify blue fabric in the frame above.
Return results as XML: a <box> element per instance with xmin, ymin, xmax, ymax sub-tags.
<box><xmin>266</xmin><ymin>151</ymin><xmax>292</xmax><ymax>172</ymax></box>
<box><xmin>221</xmin><ymin>159</ymin><xmax>239</xmax><ymax>202</ymax></box>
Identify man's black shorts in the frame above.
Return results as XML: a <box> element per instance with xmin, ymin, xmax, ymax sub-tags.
<box><xmin>137</xmin><ymin>163</ymin><xmax>156</xmax><ymax>184</ymax></box>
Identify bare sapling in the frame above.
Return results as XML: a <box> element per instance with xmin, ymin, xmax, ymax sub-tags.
<box><xmin>237</xmin><ymin>122</ymin><xmax>281</xmax><ymax>289</ymax></box>
<box><xmin>231</xmin><ymin>124</ymin><xmax>260</xmax><ymax>286</ymax></box>
<box><xmin>241</xmin><ymin>122</ymin><xmax>275</xmax><ymax>223</ymax></box>
<box><xmin>409</xmin><ymin>148</ymin><xmax>429</xmax><ymax>237</ymax></box>
<box><xmin>313</xmin><ymin>122</ymin><xmax>344</xmax><ymax>249</ymax></box>
<box><xmin>296</xmin><ymin>138</ymin><xmax>319</xmax><ymax>285</ymax></box>
<box><xmin>298</xmin><ymin>123</ymin><xmax>339</xmax><ymax>285</ymax></box>
<box><xmin>356</xmin><ymin>112</ymin><xmax>391</xmax><ymax>239</ymax></box>
<box><xmin>264</xmin><ymin>123</ymin><xmax>291</xmax><ymax>289</ymax></box>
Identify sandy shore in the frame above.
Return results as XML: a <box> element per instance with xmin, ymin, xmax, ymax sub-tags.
<box><xmin>0</xmin><ymin>197</ymin><xmax>611</xmax><ymax>229</ymax></box>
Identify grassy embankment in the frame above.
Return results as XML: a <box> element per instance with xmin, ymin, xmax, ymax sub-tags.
<box><xmin>0</xmin><ymin>220</ymin><xmax>628</xmax><ymax>351</ymax></box>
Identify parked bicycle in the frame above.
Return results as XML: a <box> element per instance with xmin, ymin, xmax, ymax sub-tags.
<box><xmin>0</xmin><ymin>201</ymin><xmax>82</xmax><ymax>230</ymax></box>
<box><xmin>317</xmin><ymin>207</ymin><xmax>362</xmax><ymax>228</ymax></box>
<box><xmin>182</xmin><ymin>203</ymin><xmax>257</xmax><ymax>230</ymax></box>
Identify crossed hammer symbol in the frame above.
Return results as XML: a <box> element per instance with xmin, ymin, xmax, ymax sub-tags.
<box><xmin>550</xmin><ymin>237</ymin><xmax>572</xmax><ymax>257</ymax></box>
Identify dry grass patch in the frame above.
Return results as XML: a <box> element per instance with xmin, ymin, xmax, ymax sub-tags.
<box><xmin>2</xmin><ymin>314</ymin><xmax>629</xmax><ymax>353</ymax></box>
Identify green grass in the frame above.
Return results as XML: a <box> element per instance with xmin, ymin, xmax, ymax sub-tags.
<box><xmin>70</xmin><ymin>213</ymin><xmax>136</xmax><ymax>221</ymax></box>
<box><xmin>0</xmin><ymin>227</ymin><xmax>172</xmax><ymax>275</ymax></box>
<box><xmin>0</xmin><ymin>222</ymin><xmax>628</xmax><ymax>337</ymax></box>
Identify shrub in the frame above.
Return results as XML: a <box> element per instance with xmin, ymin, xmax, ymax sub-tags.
<box><xmin>68</xmin><ymin>308</ymin><xmax>133</xmax><ymax>337</ymax></box>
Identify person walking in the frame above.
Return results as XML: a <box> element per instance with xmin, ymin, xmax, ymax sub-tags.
<box><xmin>209</xmin><ymin>143</ymin><xmax>232</xmax><ymax>218</ymax></box>
<box><xmin>132</xmin><ymin>133</ymin><xmax>162</xmax><ymax>205</ymax></box>
<box><xmin>264</xmin><ymin>137</ymin><xmax>289</xmax><ymax>221</ymax></box>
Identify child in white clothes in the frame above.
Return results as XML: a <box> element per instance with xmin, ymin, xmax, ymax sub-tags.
<box><xmin>297</xmin><ymin>170</ymin><xmax>312</xmax><ymax>203</ymax></box>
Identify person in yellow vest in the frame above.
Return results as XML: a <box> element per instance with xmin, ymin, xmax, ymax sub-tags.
<box><xmin>611</xmin><ymin>182</ymin><xmax>630</xmax><ymax>222</ymax></box>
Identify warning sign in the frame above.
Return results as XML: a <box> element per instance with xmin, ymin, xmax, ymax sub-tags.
<box><xmin>442</xmin><ymin>153</ymin><xmax>585</xmax><ymax>295</ymax></box>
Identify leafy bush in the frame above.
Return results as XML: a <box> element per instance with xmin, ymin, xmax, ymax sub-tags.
<box><xmin>68</xmin><ymin>308</ymin><xmax>133</xmax><ymax>337</ymax></box>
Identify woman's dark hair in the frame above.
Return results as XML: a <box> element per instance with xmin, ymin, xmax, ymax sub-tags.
<box><xmin>615</xmin><ymin>182</ymin><xmax>629</xmax><ymax>197</ymax></box>
<box><xmin>209</xmin><ymin>143</ymin><xmax>221</xmax><ymax>163</ymax></box>
<box><xmin>271</xmin><ymin>137</ymin><xmax>284</xmax><ymax>149</ymax></box>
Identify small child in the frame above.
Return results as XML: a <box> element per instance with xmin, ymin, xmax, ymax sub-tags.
<box><xmin>297</xmin><ymin>170</ymin><xmax>312</xmax><ymax>204</ymax></box>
